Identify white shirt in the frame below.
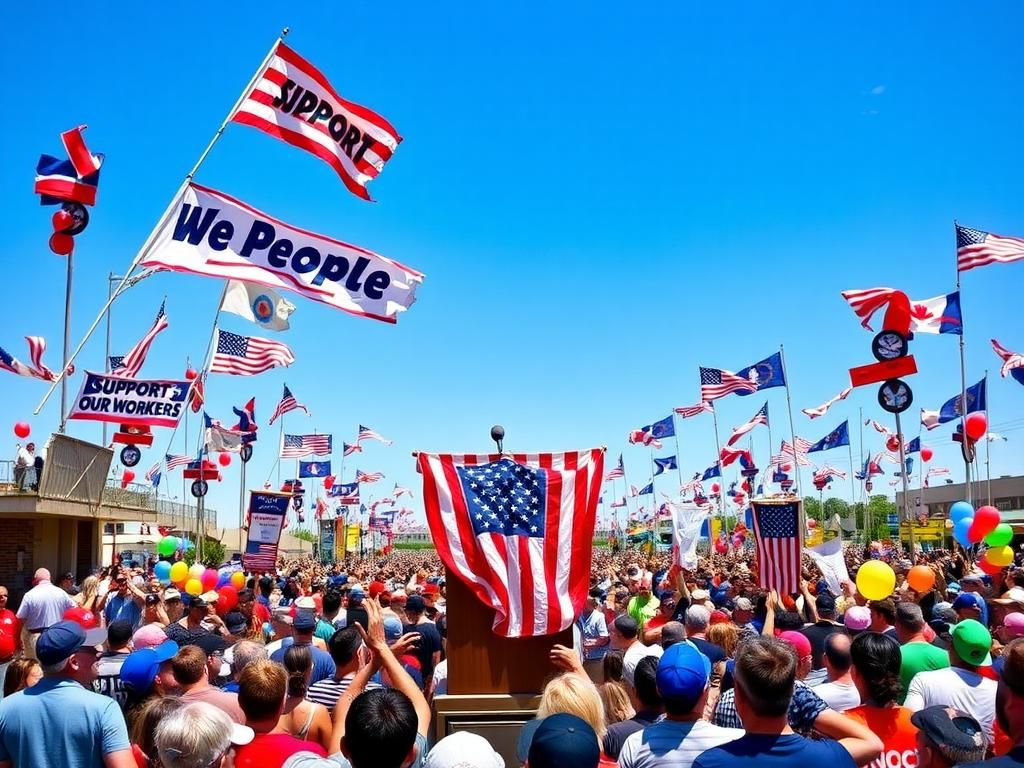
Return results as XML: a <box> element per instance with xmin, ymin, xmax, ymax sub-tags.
<box><xmin>904</xmin><ymin>666</ymin><xmax>997</xmax><ymax>742</ymax></box>
<box><xmin>813</xmin><ymin>680</ymin><xmax>861</xmax><ymax>712</ymax></box>
<box><xmin>15</xmin><ymin>447</ymin><xmax>33</xmax><ymax>469</ymax></box>
<box><xmin>431</xmin><ymin>659</ymin><xmax>448</xmax><ymax>696</ymax></box>
<box><xmin>623</xmin><ymin>640</ymin><xmax>664</xmax><ymax>686</ymax></box>
<box><xmin>579</xmin><ymin>609</ymin><xmax>609</xmax><ymax>661</ymax></box>
<box><xmin>619</xmin><ymin>718</ymin><xmax>744</xmax><ymax>768</ymax></box>
<box><xmin>16</xmin><ymin>580</ymin><xmax>74</xmax><ymax>631</ymax></box>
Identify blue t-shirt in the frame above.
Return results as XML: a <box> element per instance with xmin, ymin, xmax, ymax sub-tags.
<box><xmin>103</xmin><ymin>593</ymin><xmax>142</xmax><ymax>629</ymax></box>
<box><xmin>0</xmin><ymin>677</ymin><xmax>130</xmax><ymax>768</ymax></box>
<box><xmin>694</xmin><ymin>733</ymin><xmax>855</xmax><ymax>768</ymax></box>
<box><xmin>269</xmin><ymin>639</ymin><xmax>336</xmax><ymax>684</ymax></box>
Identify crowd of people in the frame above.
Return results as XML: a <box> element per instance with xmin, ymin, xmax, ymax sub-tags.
<box><xmin>0</xmin><ymin>542</ymin><xmax>1021</xmax><ymax>768</ymax></box>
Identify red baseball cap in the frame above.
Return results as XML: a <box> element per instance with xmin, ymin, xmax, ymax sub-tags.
<box><xmin>709</xmin><ymin>610</ymin><xmax>730</xmax><ymax>625</ymax></box>
<box><xmin>368</xmin><ymin>581</ymin><xmax>387</xmax><ymax>599</ymax></box>
<box><xmin>424</xmin><ymin>583</ymin><xmax>441</xmax><ymax>596</ymax></box>
<box><xmin>63</xmin><ymin>606</ymin><xmax>99</xmax><ymax>629</ymax></box>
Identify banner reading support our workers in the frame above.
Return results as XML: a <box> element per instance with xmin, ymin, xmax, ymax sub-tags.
<box><xmin>140</xmin><ymin>184</ymin><xmax>423</xmax><ymax>324</ymax></box>
<box><xmin>68</xmin><ymin>371</ymin><xmax>191</xmax><ymax>428</ymax></box>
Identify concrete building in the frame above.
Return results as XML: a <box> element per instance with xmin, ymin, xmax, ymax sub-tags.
<box><xmin>896</xmin><ymin>474</ymin><xmax>1024</xmax><ymax>530</ymax></box>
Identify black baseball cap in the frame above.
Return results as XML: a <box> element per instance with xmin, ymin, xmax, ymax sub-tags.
<box><xmin>911</xmin><ymin>706</ymin><xmax>986</xmax><ymax>763</ymax></box>
<box><xmin>406</xmin><ymin>594</ymin><xmax>426</xmax><ymax>613</ymax></box>
<box><xmin>528</xmin><ymin>714</ymin><xmax>599</xmax><ymax>768</ymax></box>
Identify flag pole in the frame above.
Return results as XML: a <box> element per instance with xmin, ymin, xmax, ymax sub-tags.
<box><xmin>34</xmin><ymin>28</ymin><xmax>290</xmax><ymax>417</ymax></box>
<box><xmin>710</xmin><ymin>403</ymin><xmax>725</xmax><ymax>534</ymax></box>
<box><xmin>671</xmin><ymin>417</ymin><xmax>685</xmax><ymax>489</ymax></box>
<box><xmin>779</xmin><ymin>344</ymin><xmax>803</xmax><ymax>496</ymax></box>
<box><xmin>895</xmin><ymin>410</ymin><xmax>914</xmax><ymax>555</ymax></box>
<box><xmin>984</xmin><ymin>370</ymin><xmax>992</xmax><ymax>506</ymax></box>
<box><xmin>954</xmin><ymin>220</ymin><xmax>972</xmax><ymax>502</ymax></box>
<box><xmin>859</xmin><ymin>406</ymin><xmax>866</xmax><ymax>543</ymax></box>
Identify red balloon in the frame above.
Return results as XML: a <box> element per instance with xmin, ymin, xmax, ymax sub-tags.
<box><xmin>49</xmin><ymin>233</ymin><xmax>74</xmax><ymax>256</ymax></box>
<box><xmin>218</xmin><ymin>453</ymin><xmax>231</xmax><ymax>467</ymax></box>
<box><xmin>921</xmin><ymin>446</ymin><xmax>933</xmax><ymax>462</ymax></box>
<box><xmin>52</xmin><ymin>209</ymin><xmax>75</xmax><ymax>232</ymax></box>
<box><xmin>323</xmin><ymin>475</ymin><xmax>335</xmax><ymax>489</ymax></box>
<box><xmin>122</xmin><ymin>469</ymin><xmax>135</xmax><ymax>484</ymax></box>
<box><xmin>184</xmin><ymin>368</ymin><xmax>198</xmax><ymax>381</ymax></box>
<box><xmin>780</xmin><ymin>463</ymin><xmax>792</xmax><ymax>473</ymax></box>
<box><xmin>968</xmin><ymin>505</ymin><xmax>1001</xmax><ymax>542</ymax></box>
<box><xmin>216</xmin><ymin>585</ymin><xmax>239</xmax><ymax>615</ymax></box>
<box><xmin>965</xmin><ymin>412</ymin><xmax>988</xmax><ymax>441</ymax></box>
<box><xmin>978</xmin><ymin>557</ymin><xmax>1004</xmax><ymax>576</ymax></box>
<box><xmin>13</xmin><ymin>422</ymin><xmax>30</xmax><ymax>439</ymax></box>
<box><xmin>711</xmin><ymin>482</ymin><xmax>721</xmax><ymax>494</ymax></box>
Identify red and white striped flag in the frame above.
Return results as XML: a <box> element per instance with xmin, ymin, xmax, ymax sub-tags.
<box><xmin>957</xmin><ymin>224</ymin><xmax>1024</xmax><ymax>273</ymax></box>
<box><xmin>813</xmin><ymin>465</ymin><xmax>847</xmax><ymax>483</ymax></box>
<box><xmin>0</xmin><ymin>337</ymin><xmax>59</xmax><ymax>382</ymax></box>
<box><xmin>61</xmin><ymin>125</ymin><xmax>103</xmax><ymax>177</ymax></box>
<box><xmin>231</xmin><ymin>41</ymin><xmax>401</xmax><ymax>201</ymax></box>
<box><xmin>343</xmin><ymin>442</ymin><xmax>363</xmax><ymax>456</ymax></box>
<box><xmin>417</xmin><ymin>448</ymin><xmax>603</xmax><ymax>637</ymax></box>
<box><xmin>802</xmin><ymin>388</ymin><xmax>852</xmax><ymax>419</ymax></box>
<box><xmin>699</xmin><ymin>367</ymin><xmax>757</xmax><ymax>401</ymax></box>
<box><xmin>210</xmin><ymin>330</ymin><xmax>294</xmax><ymax>376</ymax></box>
<box><xmin>992</xmin><ymin>339</ymin><xmax>1024</xmax><ymax>379</ymax></box>
<box><xmin>357</xmin><ymin>424</ymin><xmax>393</xmax><ymax>446</ymax></box>
<box><xmin>268</xmin><ymin>384</ymin><xmax>309</xmax><ymax>425</ymax></box>
<box><xmin>751</xmin><ymin>499</ymin><xmax>803</xmax><ymax>594</ymax></box>
<box><xmin>356</xmin><ymin>470</ymin><xmax>384</xmax><ymax>484</ymax></box>
<box><xmin>111</xmin><ymin>301</ymin><xmax>168</xmax><ymax>379</ymax></box>
<box><xmin>394</xmin><ymin>484</ymin><xmax>413</xmax><ymax>499</ymax></box>
<box><xmin>165</xmin><ymin>454</ymin><xmax>192</xmax><ymax>471</ymax></box>
<box><xmin>674</xmin><ymin>401</ymin><xmax>713</xmax><ymax>419</ymax></box>
<box><xmin>840</xmin><ymin>287</ymin><xmax>896</xmax><ymax>330</ymax></box>
<box><xmin>603</xmin><ymin>454</ymin><xmax>625</xmax><ymax>482</ymax></box>
<box><xmin>727</xmin><ymin>403</ymin><xmax>769</xmax><ymax>446</ymax></box>
<box><xmin>720</xmin><ymin>446</ymin><xmax>751</xmax><ymax>468</ymax></box>
<box><xmin>924</xmin><ymin>466</ymin><xmax>951</xmax><ymax>487</ymax></box>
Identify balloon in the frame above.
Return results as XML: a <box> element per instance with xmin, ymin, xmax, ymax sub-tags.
<box><xmin>986</xmin><ymin>545</ymin><xmax>1015</xmax><ymax>568</ymax></box>
<box><xmin>184</xmin><ymin>578</ymin><xmax>203</xmax><ymax>596</ymax></box>
<box><xmin>969</xmin><ymin>506</ymin><xmax>1001</xmax><ymax>542</ymax></box>
<box><xmin>154</xmin><ymin>560</ymin><xmax>172</xmax><ymax>584</ymax></box>
<box><xmin>711</xmin><ymin>483</ymin><xmax>720</xmax><ymax>494</ymax></box>
<box><xmin>807</xmin><ymin>519</ymin><xmax>817</xmax><ymax>529</ymax></box>
<box><xmin>215</xmin><ymin>571</ymin><xmax>231</xmax><ymax>589</ymax></box>
<box><xmin>169</xmin><ymin>561</ymin><xmax>189</xmax><ymax>585</ymax></box>
<box><xmin>323</xmin><ymin>475</ymin><xmax>335</xmax><ymax>490</ymax></box>
<box><xmin>123</xmin><ymin>470</ymin><xmax>136</xmax><ymax>484</ymax></box>
<box><xmin>907</xmin><ymin>565</ymin><xmax>935</xmax><ymax>593</ymax></box>
<box><xmin>189</xmin><ymin>563</ymin><xmax>206</xmax><ymax>581</ymax></box>
<box><xmin>979</xmin><ymin>558</ymin><xmax>1004</xmax><ymax>576</ymax></box>
<box><xmin>949</xmin><ymin>501</ymin><xmax>974</xmax><ymax>525</ymax></box>
<box><xmin>218</xmin><ymin>453</ymin><xmax>231</xmax><ymax>467</ymax></box>
<box><xmin>201</xmin><ymin>568</ymin><xmax>219</xmax><ymax>591</ymax></box>
<box><xmin>13</xmin><ymin>422</ymin><xmax>30</xmax><ymax>439</ymax></box>
<box><xmin>953</xmin><ymin>517</ymin><xmax>975</xmax><ymax>547</ymax></box>
<box><xmin>985</xmin><ymin>523</ymin><xmax>1014</xmax><ymax>548</ymax></box>
<box><xmin>780</xmin><ymin>463</ymin><xmax>792</xmax><ymax>473</ymax></box>
<box><xmin>886</xmin><ymin>435</ymin><xmax>901</xmax><ymax>452</ymax></box>
<box><xmin>230</xmin><ymin>571</ymin><xmax>246</xmax><ymax>590</ymax></box>
<box><xmin>157</xmin><ymin>536</ymin><xmax>178</xmax><ymax>557</ymax></box>
<box><xmin>49</xmin><ymin>233</ymin><xmax>74</xmax><ymax>256</ymax></box>
<box><xmin>185</xmin><ymin>368</ymin><xmax>198</xmax><ymax>380</ymax></box>
<box><xmin>52</xmin><ymin>209</ymin><xmax>74</xmax><ymax>232</ymax></box>
<box><xmin>856</xmin><ymin>560</ymin><xmax>896</xmax><ymax>600</ymax></box>
<box><xmin>965</xmin><ymin>412</ymin><xmax>988</xmax><ymax>441</ymax></box>
<box><xmin>216</xmin><ymin>586</ymin><xmax>238</xmax><ymax>614</ymax></box>
<box><xmin>921</xmin><ymin>446</ymin><xmax>934</xmax><ymax>462</ymax></box>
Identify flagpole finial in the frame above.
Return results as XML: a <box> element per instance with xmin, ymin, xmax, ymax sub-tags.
<box><xmin>490</xmin><ymin>425</ymin><xmax>505</xmax><ymax>454</ymax></box>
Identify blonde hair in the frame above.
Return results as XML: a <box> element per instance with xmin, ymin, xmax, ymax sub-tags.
<box><xmin>538</xmin><ymin>672</ymin><xmax>607</xmax><ymax>740</ymax></box>
<box><xmin>707</xmin><ymin>622</ymin><xmax>740</xmax><ymax>657</ymax></box>
<box><xmin>598</xmin><ymin>680</ymin><xmax>634</xmax><ymax>725</ymax></box>
<box><xmin>155</xmin><ymin>701</ymin><xmax>232</xmax><ymax>768</ymax></box>
<box><xmin>76</xmin><ymin>576</ymin><xmax>99</xmax><ymax>607</ymax></box>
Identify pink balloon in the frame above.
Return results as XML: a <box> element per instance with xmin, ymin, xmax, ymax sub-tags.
<box><xmin>201</xmin><ymin>568</ymin><xmax>219</xmax><ymax>591</ymax></box>
<box><xmin>965</xmin><ymin>412</ymin><xmax>988</xmax><ymax>441</ymax></box>
<box><xmin>968</xmin><ymin>505</ymin><xmax>1001</xmax><ymax>542</ymax></box>
<box><xmin>13</xmin><ymin>422</ymin><xmax>30</xmax><ymax>439</ymax></box>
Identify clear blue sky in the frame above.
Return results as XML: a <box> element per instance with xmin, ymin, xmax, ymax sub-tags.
<box><xmin>3</xmin><ymin>2</ymin><xmax>1024</xmax><ymax>529</ymax></box>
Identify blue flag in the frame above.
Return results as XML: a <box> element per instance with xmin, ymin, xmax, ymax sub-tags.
<box><xmin>807</xmin><ymin>420</ymin><xmax>850</xmax><ymax>453</ymax></box>
<box><xmin>653</xmin><ymin>456</ymin><xmax>677</xmax><ymax>476</ymax></box>
<box><xmin>905</xmin><ymin>437</ymin><xmax>920</xmax><ymax>454</ymax></box>
<box><xmin>702</xmin><ymin>463</ymin><xmax>721</xmax><ymax>481</ymax></box>
<box><xmin>735</xmin><ymin>352</ymin><xmax>786</xmax><ymax>396</ymax></box>
<box><xmin>905</xmin><ymin>457</ymin><xmax>914</xmax><ymax>475</ymax></box>
<box><xmin>329</xmin><ymin>481</ymin><xmax>359</xmax><ymax>500</ymax></box>
<box><xmin>923</xmin><ymin>378</ymin><xmax>987</xmax><ymax>430</ymax></box>
<box><xmin>642</xmin><ymin>415</ymin><xmax>676</xmax><ymax>440</ymax></box>
<box><xmin>639</xmin><ymin>482</ymin><xmax>654</xmax><ymax>496</ymax></box>
<box><xmin>299</xmin><ymin>460</ymin><xmax>332</xmax><ymax>478</ymax></box>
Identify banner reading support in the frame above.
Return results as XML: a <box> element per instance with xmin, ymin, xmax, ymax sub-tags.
<box><xmin>68</xmin><ymin>371</ymin><xmax>190</xmax><ymax>428</ymax></box>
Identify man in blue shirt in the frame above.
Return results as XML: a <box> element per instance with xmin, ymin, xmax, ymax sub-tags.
<box><xmin>269</xmin><ymin>610</ymin><xmax>336</xmax><ymax>684</ymax></box>
<box><xmin>99</xmin><ymin>575</ymin><xmax>145</xmax><ymax>630</ymax></box>
<box><xmin>0</xmin><ymin>620</ymin><xmax>134</xmax><ymax>768</ymax></box>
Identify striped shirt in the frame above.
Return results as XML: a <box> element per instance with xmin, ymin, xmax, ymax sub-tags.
<box><xmin>306</xmin><ymin>673</ymin><xmax>380</xmax><ymax>709</ymax></box>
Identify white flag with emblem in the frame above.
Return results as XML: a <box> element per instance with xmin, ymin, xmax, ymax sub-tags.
<box><xmin>221</xmin><ymin>280</ymin><xmax>295</xmax><ymax>332</ymax></box>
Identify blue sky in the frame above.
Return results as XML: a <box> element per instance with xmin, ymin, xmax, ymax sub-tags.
<box><xmin>3</xmin><ymin>2</ymin><xmax>1024</xmax><ymax>529</ymax></box>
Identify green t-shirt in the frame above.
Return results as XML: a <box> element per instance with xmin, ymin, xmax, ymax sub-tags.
<box><xmin>627</xmin><ymin>594</ymin><xmax>659</xmax><ymax>630</ymax></box>
<box><xmin>899</xmin><ymin>641</ymin><xmax>950</xmax><ymax>701</ymax></box>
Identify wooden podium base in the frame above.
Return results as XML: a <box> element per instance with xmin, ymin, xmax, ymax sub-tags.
<box><xmin>434</xmin><ymin>693</ymin><xmax>541</xmax><ymax>765</ymax></box>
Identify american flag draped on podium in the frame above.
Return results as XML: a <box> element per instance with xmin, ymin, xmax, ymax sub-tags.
<box><xmin>751</xmin><ymin>499</ymin><xmax>803</xmax><ymax>594</ymax></box>
<box><xmin>417</xmin><ymin>448</ymin><xmax>604</xmax><ymax>637</ymax></box>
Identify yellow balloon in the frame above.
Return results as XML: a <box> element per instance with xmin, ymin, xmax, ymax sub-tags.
<box><xmin>230</xmin><ymin>572</ymin><xmax>245</xmax><ymax>590</ymax></box>
<box><xmin>184</xmin><ymin>578</ymin><xmax>203</xmax><ymax>596</ymax></box>
<box><xmin>856</xmin><ymin>560</ymin><xmax>896</xmax><ymax>601</ymax></box>
<box><xmin>169</xmin><ymin>561</ymin><xmax>189</xmax><ymax>584</ymax></box>
<box><xmin>986</xmin><ymin>545</ymin><xmax>1014</xmax><ymax>567</ymax></box>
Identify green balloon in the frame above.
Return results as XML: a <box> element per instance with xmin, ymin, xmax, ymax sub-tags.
<box><xmin>984</xmin><ymin>523</ymin><xmax>1014</xmax><ymax>548</ymax></box>
<box><xmin>157</xmin><ymin>536</ymin><xmax>177</xmax><ymax>557</ymax></box>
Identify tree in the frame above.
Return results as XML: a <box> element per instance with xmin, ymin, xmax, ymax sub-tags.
<box><xmin>292</xmin><ymin>529</ymin><xmax>317</xmax><ymax>544</ymax></box>
<box><xmin>182</xmin><ymin>535</ymin><xmax>226</xmax><ymax>568</ymax></box>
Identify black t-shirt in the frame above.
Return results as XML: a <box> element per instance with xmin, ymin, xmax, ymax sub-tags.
<box><xmin>689</xmin><ymin>637</ymin><xmax>727</xmax><ymax>665</ymax></box>
<box><xmin>958</xmin><ymin>747</ymin><xmax>1024</xmax><ymax>768</ymax></box>
<box><xmin>404</xmin><ymin>621</ymin><xmax>442</xmax><ymax>687</ymax></box>
<box><xmin>800</xmin><ymin>621</ymin><xmax>843</xmax><ymax>669</ymax></box>
<box><xmin>602</xmin><ymin>710</ymin><xmax>661</xmax><ymax>758</ymax></box>
<box><xmin>346</xmin><ymin>606</ymin><xmax>369</xmax><ymax>631</ymax></box>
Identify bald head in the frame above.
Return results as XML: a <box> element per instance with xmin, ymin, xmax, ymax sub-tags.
<box><xmin>33</xmin><ymin>568</ymin><xmax>50</xmax><ymax>584</ymax></box>
<box><xmin>824</xmin><ymin>632</ymin><xmax>852</xmax><ymax>673</ymax></box>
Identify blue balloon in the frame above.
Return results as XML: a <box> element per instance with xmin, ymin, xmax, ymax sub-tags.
<box><xmin>953</xmin><ymin>517</ymin><xmax>974</xmax><ymax>547</ymax></box>
<box><xmin>950</xmin><ymin>501</ymin><xmax>975</xmax><ymax>525</ymax></box>
<box><xmin>154</xmin><ymin>560</ymin><xmax>172</xmax><ymax>581</ymax></box>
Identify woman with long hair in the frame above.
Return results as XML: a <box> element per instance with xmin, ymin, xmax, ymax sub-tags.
<box><xmin>518</xmin><ymin>672</ymin><xmax>617</xmax><ymax>767</ymax></box>
<box><xmin>845</xmin><ymin>632</ymin><xmax>916</xmax><ymax>764</ymax></box>
<box><xmin>598</xmin><ymin>680</ymin><xmax>635</xmax><ymax>726</ymax></box>
<box><xmin>130</xmin><ymin>696</ymin><xmax>185</xmax><ymax>767</ymax></box>
<box><xmin>275</xmin><ymin>644</ymin><xmax>332</xmax><ymax>751</ymax></box>
<box><xmin>75</xmin><ymin>575</ymin><xmax>100</xmax><ymax>612</ymax></box>
<box><xmin>2</xmin><ymin>658</ymin><xmax>41</xmax><ymax>698</ymax></box>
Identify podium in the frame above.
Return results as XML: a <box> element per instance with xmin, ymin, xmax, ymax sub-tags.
<box><xmin>434</xmin><ymin>575</ymin><xmax>572</xmax><ymax>763</ymax></box>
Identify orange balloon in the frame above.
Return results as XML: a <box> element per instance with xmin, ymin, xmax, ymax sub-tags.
<box><xmin>907</xmin><ymin>565</ymin><xmax>935</xmax><ymax>594</ymax></box>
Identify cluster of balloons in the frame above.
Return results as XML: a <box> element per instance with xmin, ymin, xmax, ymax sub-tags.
<box><xmin>156</xmin><ymin>535</ymin><xmax>196</xmax><ymax>562</ymax></box>
<box><xmin>949</xmin><ymin>500</ymin><xmax>1012</xmax><ymax>574</ymax></box>
<box><xmin>157</xmin><ymin>558</ymin><xmax>247</xmax><ymax>615</ymax></box>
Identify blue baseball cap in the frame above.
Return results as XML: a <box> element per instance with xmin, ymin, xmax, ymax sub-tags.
<box><xmin>383</xmin><ymin>616</ymin><xmax>403</xmax><ymax>644</ymax></box>
<box><xmin>528</xmin><ymin>713</ymin><xmax>599</xmax><ymax>768</ymax></box>
<box><xmin>952</xmin><ymin>593</ymin><xmax>985</xmax><ymax>614</ymax></box>
<box><xmin>947</xmin><ymin>582</ymin><xmax>961</xmax><ymax>594</ymax></box>
<box><xmin>37</xmin><ymin>620</ymin><xmax>107</xmax><ymax>666</ymax></box>
<box><xmin>656</xmin><ymin>641</ymin><xmax>711</xmax><ymax>707</ymax></box>
<box><xmin>120</xmin><ymin>640</ymin><xmax>178</xmax><ymax>694</ymax></box>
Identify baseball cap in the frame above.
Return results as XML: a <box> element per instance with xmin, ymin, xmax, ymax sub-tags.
<box><xmin>383</xmin><ymin>616</ymin><xmax>403</xmax><ymax>644</ymax></box>
<box><xmin>661</xmin><ymin>622</ymin><xmax>686</xmax><ymax>648</ymax></box>
<box><xmin>733</xmin><ymin>597</ymin><xmax>753</xmax><ymax>612</ymax></box>
<box><xmin>368</xmin><ymin>581</ymin><xmax>387</xmax><ymax>599</ymax></box>
<box><xmin>1003</xmin><ymin>613</ymin><xmax>1024</xmax><ymax>639</ymax></box>
<box><xmin>780</xmin><ymin>630</ymin><xmax>813</xmax><ymax>659</ymax></box>
<box><xmin>348</xmin><ymin>588</ymin><xmax>366</xmax><ymax>603</ymax></box>
<box><xmin>391</xmin><ymin>589</ymin><xmax>407</xmax><ymax>604</ymax></box>
<box><xmin>120</xmin><ymin>640</ymin><xmax>179</xmax><ymax>694</ymax></box>
<box><xmin>423</xmin><ymin>583</ymin><xmax>441</xmax><ymax>596</ymax></box>
<box><xmin>932</xmin><ymin>601</ymin><xmax>958</xmax><ymax>623</ymax></box>
<box><xmin>691</xmin><ymin>589</ymin><xmax>710</xmax><ymax>601</ymax></box>
<box><xmin>816</xmin><ymin>593</ymin><xmax>837</xmax><ymax>614</ymax></box>
<box><xmin>952</xmin><ymin>593</ymin><xmax>985</xmax><ymax>614</ymax></box>
<box><xmin>656</xmin><ymin>641</ymin><xmax>711</xmax><ymax>707</ymax></box>
<box><xmin>423</xmin><ymin>731</ymin><xmax>505</xmax><ymax>768</ymax></box>
<box><xmin>293</xmin><ymin>610</ymin><xmax>317</xmax><ymax>631</ymax></box>
<box><xmin>709</xmin><ymin>610</ymin><xmax>729</xmax><ymax>625</ymax></box>
<box><xmin>293</xmin><ymin>596</ymin><xmax>316</xmax><ymax>611</ymax></box>
<box><xmin>527</xmin><ymin>713</ymin><xmax>599</xmax><ymax>768</ymax></box>
<box><xmin>189</xmin><ymin>594</ymin><xmax>208</xmax><ymax>609</ymax></box>
<box><xmin>283</xmin><ymin>753</ymin><xmax>345</xmax><ymax>768</ymax></box>
<box><xmin>961</xmin><ymin>574</ymin><xmax>984</xmax><ymax>584</ymax></box>
<box><xmin>951</xmin><ymin>619</ymin><xmax>992</xmax><ymax>667</ymax></box>
<box><xmin>133</xmin><ymin>623</ymin><xmax>169</xmax><ymax>649</ymax></box>
<box><xmin>224</xmin><ymin>611</ymin><xmax>248</xmax><ymax>635</ymax></box>
<box><xmin>406</xmin><ymin>594</ymin><xmax>426</xmax><ymax>613</ymax></box>
<box><xmin>911</xmin><ymin>706</ymin><xmax>986</xmax><ymax>763</ymax></box>
<box><xmin>63</xmin><ymin>606</ymin><xmax>99</xmax><ymax>629</ymax></box>
<box><xmin>947</xmin><ymin>582</ymin><xmax>962</xmax><ymax>594</ymax></box>
<box><xmin>844</xmin><ymin>605</ymin><xmax>871</xmax><ymax>632</ymax></box>
<box><xmin>37</xmin><ymin>620</ymin><xmax>106</xmax><ymax>665</ymax></box>
<box><xmin>163</xmin><ymin>587</ymin><xmax>182</xmax><ymax>601</ymax></box>
<box><xmin>106</xmin><ymin>620</ymin><xmax>134</xmax><ymax>650</ymax></box>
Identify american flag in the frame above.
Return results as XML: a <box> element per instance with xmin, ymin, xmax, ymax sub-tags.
<box><xmin>356</xmin><ymin>469</ymin><xmax>384</xmax><ymax>484</ymax></box>
<box><xmin>603</xmin><ymin>454</ymin><xmax>625</xmax><ymax>482</ymax></box>
<box><xmin>145</xmin><ymin>461</ymin><xmax>162</xmax><ymax>486</ymax></box>
<box><xmin>992</xmin><ymin>339</ymin><xmax>1024</xmax><ymax>379</ymax></box>
<box><xmin>699</xmin><ymin>367</ymin><xmax>757</xmax><ymax>401</ymax></box>
<box><xmin>108</xmin><ymin>356</ymin><xmax>125</xmax><ymax>371</ymax></box>
<box><xmin>957</xmin><ymin>224</ymin><xmax>1024</xmax><ymax>273</ymax></box>
<box><xmin>417</xmin><ymin>448</ymin><xmax>603</xmax><ymax>637</ymax></box>
<box><xmin>840</xmin><ymin>287</ymin><xmax>896</xmax><ymax>330</ymax></box>
<box><xmin>802</xmin><ymin>387</ymin><xmax>852</xmax><ymax>419</ymax></box>
<box><xmin>111</xmin><ymin>301</ymin><xmax>169</xmax><ymax>378</ymax></box>
<box><xmin>0</xmin><ymin>337</ymin><xmax>57</xmax><ymax>381</ymax></box>
<box><xmin>281</xmin><ymin>433</ymin><xmax>332</xmax><ymax>458</ymax></box>
<box><xmin>394</xmin><ymin>484</ymin><xmax>413</xmax><ymax>499</ymax></box>
<box><xmin>210</xmin><ymin>330</ymin><xmax>294</xmax><ymax>376</ymax></box>
<box><xmin>727</xmin><ymin>402</ymin><xmax>769</xmax><ymax>446</ymax></box>
<box><xmin>813</xmin><ymin>465</ymin><xmax>847</xmax><ymax>483</ymax></box>
<box><xmin>268</xmin><ymin>384</ymin><xmax>309</xmax><ymax>425</ymax></box>
<box><xmin>720</xmin><ymin>446</ymin><xmax>751</xmax><ymax>467</ymax></box>
<box><xmin>343</xmin><ymin>442</ymin><xmax>363</xmax><ymax>456</ymax></box>
<box><xmin>675</xmin><ymin>401</ymin><xmax>713</xmax><ymax>419</ymax></box>
<box><xmin>751</xmin><ymin>499</ymin><xmax>802</xmax><ymax>593</ymax></box>
<box><xmin>165</xmin><ymin>453</ymin><xmax>192</xmax><ymax>470</ymax></box>
<box><xmin>610</xmin><ymin>496</ymin><xmax>627</xmax><ymax>508</ymax></box>
<box><xmin>244</xmin><ymin>543</ymin><xmax>279</xmax><ymax>572</ymax></box>
<box><xmin>357</xmin><ymin>424</ymin><xmax>393</xmax><ymax>446</ymax></box>
<box><xmin>924</xmin><ymin>466</ymin><xmax>951</xmax><ymax>488</ymax></box>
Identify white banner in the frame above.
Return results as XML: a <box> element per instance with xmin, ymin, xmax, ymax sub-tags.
<box><xmin>221</xmin><ymin>280</ymin><xmax>295</xmax><ymax>331</ymax></box>
<box><xmin>672</xmin><ymin>504</ymin><xmax>708</xmax><ymax>570</ymax></box>
<box><xmin>805</xmin><ymin>536</ymin><xmax>850</xmax><ymax>596</ymax></box>
<box><xmin>141</xmin><ymin>184</ymin><xmax>424</xmax><ymax>324</ymax></box>
<box><xmin>67</xmin><ymin>371</ymin><xmax>190</xmax><ymax>428</ymax></box>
